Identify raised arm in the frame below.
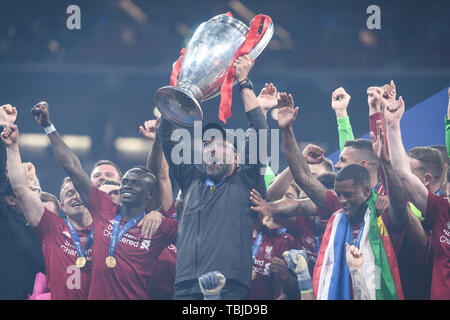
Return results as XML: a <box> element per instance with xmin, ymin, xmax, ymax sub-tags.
<box><xmin>277</xmin><ymin>93</ymin><xmax>328</xmax><ymax>209</ymax></box>
<box><xmin>446</xmin><ymin>88</ymin><xmax>450</xmax><ymax>158</ymax></box>
<box><xmin>250</xmin><ymin>188</ymin><xmax>321</xmax><ymax>219</ymax></box>
<box><xmin>384</xmin><ymin>97</ymin><xmax>429</xmax><ymax>213</ymax></box>
<box><xmin>233</xmin><ymin>55</ymin><xmax>268</xmax><ymax>178</ymax></box>
<box><xmin>256</xmin><ymin>82</ymin><xmax>278</xmax><ymax>117</ymax></box>
<box><xmin>233</xmin><ymin>55</ymin><xmax>260</xmax><ymax>113</ymax></box>
<box><xmin>331</xmin><ymin>87</ymin><xmax>354</xmax><ymax>152</ymax></box>
<box><xmin>140</xmin><ymin>118</ymin><xmax>174</xmax><ymax>212</ymax></box>
<box><xmin>31</xmin><ymin>102</ymin><xmax>93</xmax><ymax>204</ymax></box>
<box><xmin>0</xmin><ymin>104</ymin><xmax>17</xmax><ymax>201</ymax></box>
<box><xmin>370</xmin><ymin>120</ymin><xmax>407</xmax><ymax>225</ymax></box>
<box><xmin>265</xmin><ymin>166</ymin><xmax>294</xmax><ymax>202</ymax></box>
<box><xmin>1</xmin><ymin>124</ymin><xmax>44</xmax><ymax>227</ymax></box>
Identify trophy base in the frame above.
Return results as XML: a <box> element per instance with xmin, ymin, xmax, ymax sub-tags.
<box><xmin>155</xmin><ymin>86</ymin><xmax>203</xmax><ymax>127</ymax></box>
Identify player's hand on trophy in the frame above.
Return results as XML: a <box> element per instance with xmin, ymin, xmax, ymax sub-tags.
<box><xmin>234</xmin><ymin>55</ymin><xmax>252</xmax><ymax>83</ymax></box>
<box><xmin>31</xmin><ymin>101</ymin><xmax>52</xmax><ymax>127</ymax></box>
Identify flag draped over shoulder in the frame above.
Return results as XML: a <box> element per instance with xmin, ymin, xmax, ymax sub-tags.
<box><xmin>312</xmin><ymin>190</ymin><xmax>404</xmax><ymax>300</ymax></box>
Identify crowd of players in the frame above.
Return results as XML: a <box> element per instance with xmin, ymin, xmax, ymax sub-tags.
<box><xmin>0</xmin><ymin>55</ymin><xmax>448</xmax><ymax>300</ymax></box>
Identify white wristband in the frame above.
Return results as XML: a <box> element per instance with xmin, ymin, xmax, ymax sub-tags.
<box><xmin>44</xmin><ymin>124</ymin><xmax>56</xmax><ymax>135</ymax></box>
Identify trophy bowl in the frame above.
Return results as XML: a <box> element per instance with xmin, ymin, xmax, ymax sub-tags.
<box><xmin>155</xmin><ymin>14</ymin><xmax>273</xmax><ymax>127</ymax></box>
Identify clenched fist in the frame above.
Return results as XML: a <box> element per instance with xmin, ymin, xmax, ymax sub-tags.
<box><xmin>1</xmin><ymin>124</ymin><xmax>19</xmax><ymax>147</ymax></box>
<box><xmin>0</xmin><ymin>104</ymin><xmax>17</xmax><ymax>126</ymax></box>
<box><xmin>31</xmin><ymin>101</ymin><xmax>51</xmax><ymax>127</ymax></box>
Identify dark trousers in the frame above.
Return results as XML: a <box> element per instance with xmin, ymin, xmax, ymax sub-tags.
<box><xmin>173</xmin><ymin>279</ymin><xmax>249</xmax><ymax>300</ymax></box>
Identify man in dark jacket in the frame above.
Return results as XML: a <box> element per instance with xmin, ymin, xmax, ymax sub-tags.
<box><xmin>159</xmin><ymin>55</ymin><xmax>269</xmax><ymax>299</ymax></box>
<box><xmin>0</xmin><ymin>105</ymin><xmax>44</xmax><ymax>300</ymax></box>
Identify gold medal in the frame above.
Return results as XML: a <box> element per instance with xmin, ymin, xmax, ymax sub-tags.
<box><xmin>105</xmin><ymin>256</ymin><xmax>117</xmax><ymax>268</ymax></box>
<box><xmin>209</xmin><ymin>185</ymin><xmax>217</xmax><ymax>194</ymax></box>
<box><xmin>252</xmin><ymin>269</ymin><xmax>256</xmax><ymax>280</ymax></box>
<box><xmin>75</xmin><ymin>256</ymin><xmax>87</xmax><ymax>269</ymax></box>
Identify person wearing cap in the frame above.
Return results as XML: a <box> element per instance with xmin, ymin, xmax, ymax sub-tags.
<box><xmin>159</xmin><ymin>54</ymin><xmax>268</xmax><ymax>299</ymax></box>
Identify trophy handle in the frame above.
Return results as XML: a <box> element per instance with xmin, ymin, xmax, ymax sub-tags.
<box><xmin>204</xmin><ymin>14</ymin><xmax>273</xmax><ymax>102</ymax></box>
<box><xmin>247</xmin><ymin>15</ymin><xmax>274</xmax><ymax>61</ymax></box>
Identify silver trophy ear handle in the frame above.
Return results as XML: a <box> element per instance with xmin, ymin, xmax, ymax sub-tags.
<box><xmin>247</xmin><ymin>15</ymin><xmax>274</xmax><ymax>61</ymax></box>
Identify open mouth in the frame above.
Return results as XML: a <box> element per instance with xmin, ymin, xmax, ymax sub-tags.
<box><xmin>71</xmin><ymin>201</ymin><xmax>84</xmax><ymax>208</ymax></box>
<box><xmin>121</xmin><ymin>190</ymin><xmax>134</xmax><ymax>198</ymax></box>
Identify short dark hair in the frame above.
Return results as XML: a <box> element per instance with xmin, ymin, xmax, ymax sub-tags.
<box><xmin>317</xmin><ymin>172</ymin><xmax>336</xmax><ymax>190</ymax></box>
<box><xmin>321</xmin><ymin>157</ymin><xmax>334</xmax><ymax>173</ymax></box>
<box><xmin>429</xmin><ymin>145</ymin><xmax>450</xmax><ymax>165</ymax></box>
<box><xmin>289</xmin><ymin>182</ymin><xmax>302</xmax><ymax>198</ymax></box>
<box><xmin>407</xmin><ymin>147</ymin><xmax>444</xmax><ymax>182</ymax></box>
<box><xmin>125</xmin><ymin>166</ymin><xmax>157</xmax><ymax>194</ymax></box>
<box><xmin>335</xmin><ymin>164</ymin><xmax>370</xmax><ymax>187</ymax></box>
<box><xmin>344</xmin><ymin>139</ymin><xmax>379</xmax><ymax>169</ymax></box>
<box><xmin>91</xmin><ymin>160</ymin><xmax>123</xmax><ymax>179</ymax></box>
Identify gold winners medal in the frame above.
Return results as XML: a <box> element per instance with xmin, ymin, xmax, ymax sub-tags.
<box><xmin>252</xmin><ymin>269</ymin><xmax>256</xmax><ymax>280</ymax></box>
<box><xmin>209</xmin><ymin>185</ymin><xmax>217</xmax><ymax>194</ymax></box>
<box><xmin>105</xmin><ymin>256</ymin><xmax>117</xmax><ymax>268</ymax></box>
<box><xmin>76</xmin><ymin>256</ymin><xmax>87</xmax><ymax>269</ymax></box>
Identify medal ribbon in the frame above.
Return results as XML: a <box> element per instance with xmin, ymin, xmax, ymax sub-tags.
<box><xmin>252</xmin><ymin>231</ymin><xmax>264</xmax><ymax>263</ymax></box>
<box><xmin>218</xmin><ymin>13</ymin><xmax>272</xmax><ymax>123</ymax></box>
<box><xmin>63</xmin><ymin>217</ymin><xmax>94</xmax><ymax>258</ymax></box>
<box><xmin>108</xmin><ymin>209</ymin><xmax>146</xmax><ymax>257</ymax></box>
<box><xmin>353</xmin><ymin>219</ymin><xmax>366</xmax><ymax>249</ymax></box>
<box><xmin>314</xmin><ymin>218</ymin><xmax>321</xmax><ymax>256</ymax></box>
<box><xmin>433</xmin><ymin>189</ymin><xmax>442</xmax><ymax>196</ymax></box>
<box><xmin>204</xmin><ymin>178</ymin><xmax>226</xmax><ymax>191</ymax></box>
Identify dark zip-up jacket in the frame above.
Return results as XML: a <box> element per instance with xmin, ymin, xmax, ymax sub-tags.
<box><xmin>159</xmin><ymin>107</ymin><xmax>267</xmax><ymax>290</ymax></box>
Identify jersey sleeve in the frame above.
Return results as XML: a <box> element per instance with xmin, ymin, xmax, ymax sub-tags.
<box><xmin>154</xmin><ymin>218</ymin><xmax>178</xmax><ymax>245</ymax></box>
<box><xmin>315</xmin><ymin>190</ymin><xmax>342</xmax><ymax>219</ymax></box>
<box><xmin>32</xmin><ymin>208</ymin><xmax>60</xmax><ymax>242</ymax></box>
<box><xmin>425</xmin><ymin>191</ymin><xmax>448</xmax><ymax>227</ymax></box>
<box><xmin>87</xmin><ymin>186</ymin><xmax>117</xmax><ymax>221</ymax></box>
<box><xmin>337</xmin><ymin>116</ymin><xmax>355</xmax><ymax>152</ymax></box>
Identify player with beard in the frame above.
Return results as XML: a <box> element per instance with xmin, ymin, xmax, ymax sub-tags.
<box><xmin>159</xmin><ymin>54</ymin><xmax>268</xmax><ymax>299</ymax></box>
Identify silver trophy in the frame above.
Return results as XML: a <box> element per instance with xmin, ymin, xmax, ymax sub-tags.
<box><xmin>155</xmin><ymin>14</ymin><xmax>273</xmax><ymax>127</ymax></box>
